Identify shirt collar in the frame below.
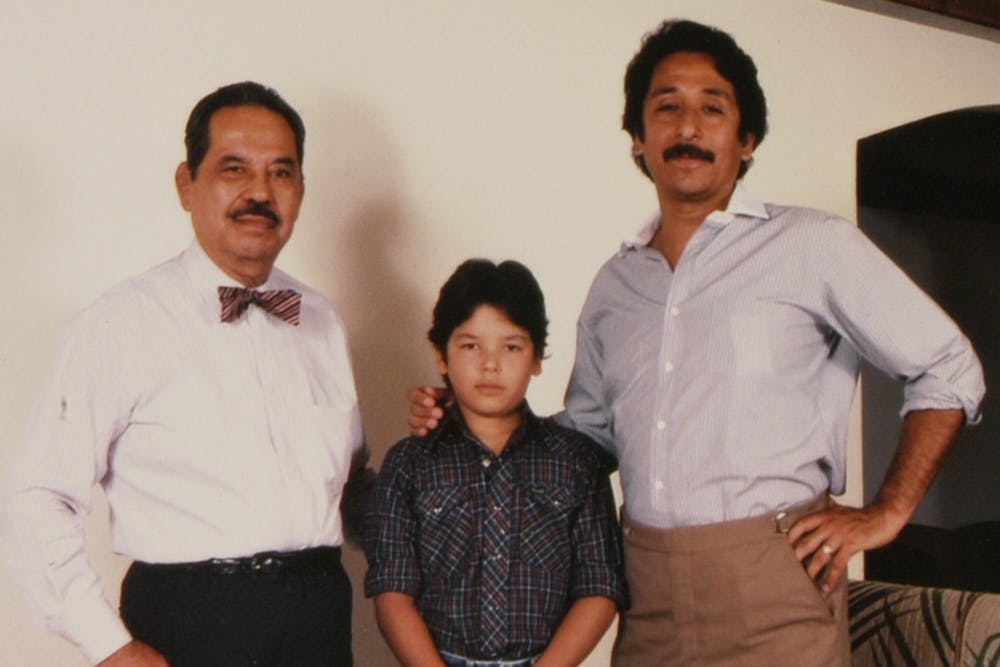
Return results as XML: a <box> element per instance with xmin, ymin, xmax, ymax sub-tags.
<box><xmin>620</xmin><ymin>183</ymin><xmax>769</xmax><ymax>253</ymax></box>
<box><xmin>430</xmin><ymin>402</ymin><xmax>541</xmax><ymax>455</ymax></box>
<box><xmin>181</xmin><ymin>239</ymin><xmax>285</xmax><ymax>292</ymax></box>
<box><xmin>181</xmin><ymin>240</ymin><xmax>292</xmax><ymax>321</ymax></box>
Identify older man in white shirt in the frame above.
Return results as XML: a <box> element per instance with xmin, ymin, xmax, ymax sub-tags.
<box><xmin>2</xmin><ymin>81</ymin><xmax>370</xmax><ymax>667</ymax></box>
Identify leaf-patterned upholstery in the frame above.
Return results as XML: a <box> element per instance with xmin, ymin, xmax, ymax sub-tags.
<box><xmin>849</xmin><ymin>579</ymin><xmax>1000</xmax><ymax>666</ymax></box>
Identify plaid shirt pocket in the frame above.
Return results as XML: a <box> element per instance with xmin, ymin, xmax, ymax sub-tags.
<box><xmin>518</xmin><ymin>484</ymin><xmax>579</xmax><ymax>571</ymax></box>
<box><xmin>415</xmin><ymin>485</ymin><xmax>476</xmax><ymax>580</ymax></box>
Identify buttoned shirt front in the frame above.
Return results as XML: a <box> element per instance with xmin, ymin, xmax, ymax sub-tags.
<box><xmin>365</xmin><ymin>405</ymin><xmax>627</xmax><ymax>661</ymax></box>
<box><xmin>562</xmin><ymin>185</ymin><xmax>984</xmax><ymax>530</ymax></box>
<box><xmin>1</xmin><ymin>241</ymin><xmax>366</xmax><ymax>663</ymax></box>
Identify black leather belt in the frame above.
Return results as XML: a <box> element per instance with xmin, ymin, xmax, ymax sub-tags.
<box><xmin>137</xmin><ymin>546</ymin><xmax>342</xmax><ymax>576</ymax></box>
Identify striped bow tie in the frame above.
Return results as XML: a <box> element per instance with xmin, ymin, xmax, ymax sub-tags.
<box><xmin>218</xmin><ymin>286</ymin><xmax>302</xmax><ymax>326</ymax></box>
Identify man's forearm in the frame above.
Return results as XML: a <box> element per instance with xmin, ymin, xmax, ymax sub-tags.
<box><xmin>789</xmin><ymin>408</ymin><xmax>965</xmax><ymax>592</ymax></box>
<box><xmin>873</xmin><ymin>408</ymin><xmax>965</xmax><ymax>524</ymax></box>
<box><xmin>1</xmin><ymin>489</ymin><xmax>133</xmax><ymax>664</ymax></box>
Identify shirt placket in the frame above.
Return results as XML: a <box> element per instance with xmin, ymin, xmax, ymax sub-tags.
<box><xmin>244</xmin><ymin>306</ymin><xmax>307</xmax><ymax>541</ymax></box>
<box><xmin>651</xmin><ymin>221</ymin><xmax>720</xmax><ymax>520</ymax></box>
<box><xmin>479</xmin><ymin>454</ymin><xmax>512</xmax><ymax>657</ymax></box>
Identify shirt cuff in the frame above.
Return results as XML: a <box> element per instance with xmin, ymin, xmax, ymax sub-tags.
<box><xmin>364</xmin><ymin>569</ymin><xmax>421</xmax><ymax>599</ymax></box>
<box><xmin>900</xmin><ymin>388</ymin><xmax>983</xmax><ymax>425</ymax></box>
<box><xmin>571</xmin><ymin>568</ymin><xmax>629</xmax><ymax>611</ymax></box>
<box><xmin>63</xmin><ymin>596</ymin><xmax>132</xmax><ymax>665</ymax></box>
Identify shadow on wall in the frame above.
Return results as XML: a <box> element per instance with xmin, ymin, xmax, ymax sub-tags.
<box><xmin>340</xmin><ymin>199</ymin><xmax>430</xmax><ymax>667</ymax></box>
<box><xmin>293</xmin><ymin>93</ymin><xmax>436</xmax><ymax>666</ymax></box>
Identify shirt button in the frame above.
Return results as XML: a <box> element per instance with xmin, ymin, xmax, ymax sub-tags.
<box><xmin>656</xmin><ymin>420</ymin><xmax>666</xmax><ymax>430</ymax></box>
<box><xmin>670</xmin><ymin>306</ymin><xmax>680</xmax><ymax>317</ymax></box>
<box><xmin>482</xmin><ymin>459</ymin><xmax>491</xmax><ymax>468</ymax></box>
<box><xmin>654</xmin><ymin>480</ymin><xmax>664</xmax><ymax>491</ymax></box>
<box><xmin>664</xmin><ymin>361</ymin><xmax>674</xmax><ymax>373</ymax></box>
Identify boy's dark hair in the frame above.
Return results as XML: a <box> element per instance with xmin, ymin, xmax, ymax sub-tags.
<box><xmin>428</xmin><ymin>259</ymin><xmax>548</xmax><ymax>361</ymax></box>
<box><xmin>184</xmin><ymin>81</ymin><xmax>306</xmax><ymax>178</ymax></box>
<box><xmin>622</xmin><ymin>19</ymin><xmax>768</xmax><ymax>180</ymax></box>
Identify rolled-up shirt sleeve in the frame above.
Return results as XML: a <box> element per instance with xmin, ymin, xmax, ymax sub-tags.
<box><xmin>820</xmin><ymin>218</ymin><xmax>985</xmax><ymax>424</ymax></box>
<box><xmin>363</xmin><ymin>443</ymin><xmax>421</xmax><ymax>598</ymax></box>
<box><xmin>568</xmin><ymin>449</ymin><xmax>628</xmax><ymax>610</ymax></box>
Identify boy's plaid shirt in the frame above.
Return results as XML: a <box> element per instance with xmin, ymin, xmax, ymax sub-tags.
<box><xmin>364</xmin><ymin>404</ymin><xmax>627</xmax><ymax>661</ymax></box>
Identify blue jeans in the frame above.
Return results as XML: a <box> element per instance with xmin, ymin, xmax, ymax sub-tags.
<box><xmin>440</xmin><ymin>651</ymin><xmax>538</xmax><ymax>667</ymax></box>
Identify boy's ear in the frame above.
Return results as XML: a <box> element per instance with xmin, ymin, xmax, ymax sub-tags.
<box><xmin>434</xmin><ymin>348</ymin><xmax>448</xmax><ymax>376</ymax></box>
<box><xmin>532</xmin><ymin>357</ymin><xmax>542</xmax><ymax>376</ymax></box>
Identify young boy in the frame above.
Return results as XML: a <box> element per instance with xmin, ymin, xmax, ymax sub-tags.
<box><xmin>365</xmin><ymin>259</ymin><xmax>627</xmax><ymax>667</ymax></box>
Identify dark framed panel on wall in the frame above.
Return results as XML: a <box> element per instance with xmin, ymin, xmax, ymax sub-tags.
<box><xmin>826</xmin><ymin>0</ymin><xmax>1000</xmax><ymax>38</ymax></box>
<box><xmin>858</xmin><ymin>106</ymin><xmax>1000</xmax><ymax>593</ymax></box>
<box><xmin>889</xmin><ymin>0</ymin><xmax>1000</xmax><ymax>29</ymax></box>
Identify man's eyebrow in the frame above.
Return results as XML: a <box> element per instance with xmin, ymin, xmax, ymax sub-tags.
<box><xmin>215</xmin><ymin>155</ymin><xmax>299</xmax><ymax>167</ymax></box>
<box><xmin>647</xmin><ymin>84</ymin><xmax>679</xmax><ymax>98</ymax></box>
<box><xmin>703</xmin><ymin>86</ymin><xmax>733</xmax><ymax>99</ymax></box>
<box><xmin>647</xmin><ymin>85</ymin><xmax>734</xmax><ymax>100</ymax></box>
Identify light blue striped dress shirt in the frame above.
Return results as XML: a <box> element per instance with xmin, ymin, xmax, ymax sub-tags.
<box><xmin>562</xmin><ymin>185</ymin><xmax>984</xmax><ymax>529</ymax></box>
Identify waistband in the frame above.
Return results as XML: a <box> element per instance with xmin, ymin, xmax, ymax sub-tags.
<box><xmin>440</xmin><ymin>651</ymin><xmax>538</xmax><ymax>667</ymax></box>
<box><xmin>622</xmin><ymin>495</ymin><xmax>830</xmax><ymax>553</ymax></box>
<box><xmin>133</xmin><ymin>545</ymin><xmax>342</xmax><ymax>576</ymax></box>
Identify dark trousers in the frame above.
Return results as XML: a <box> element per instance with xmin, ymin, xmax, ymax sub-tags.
<box><xmin>120</xmin><ymin>548</ymin><xmax>353</xmax><ymax>666</ymax></box>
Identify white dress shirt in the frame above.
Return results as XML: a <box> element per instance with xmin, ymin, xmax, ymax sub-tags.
<box><xmin>562</xmin><ymin>185</ymin><xmax>984</xmax><ymax>529</ymax></box>
<box><xmin>1</xmin><ymin>241</ymin><xmax>366</xmax><ymax>664</ymax></box>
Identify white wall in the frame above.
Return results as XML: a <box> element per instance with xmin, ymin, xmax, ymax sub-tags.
<box><xmin>1</xmin><ymin>1</ymin><xmax>998</xmax><ymax>664</ymax></box>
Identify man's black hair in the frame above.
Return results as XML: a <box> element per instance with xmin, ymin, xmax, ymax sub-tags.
<box><xmin>622</xmin><ymin>19</ymin><xmax>768</xmax><ymax>180</ymax></box>
<box><xmin>428</xmin><ymin>259</ymin><xmax>548</xmax><ymax>362</ymax></box>
<box><xmin>184</xmin><ymin>81</ymin><xmax>305</xmax><ymax>177</ymax></box>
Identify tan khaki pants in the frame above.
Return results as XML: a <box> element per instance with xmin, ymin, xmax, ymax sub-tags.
<box><xmin>612</xmin><ymin>497</ymin><xmax>850</xmax><ymax>667</ymax></box>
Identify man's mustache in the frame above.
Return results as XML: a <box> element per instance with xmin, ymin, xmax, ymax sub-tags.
<box><xmin>229</xmin><ymin>200</ymin><xmax>281</xmax><ymax>225</ymax></box>
<box><xmin>663</xmin><ymin>143</ymin><xmax>716</xmax><ymax>163</ymax></box>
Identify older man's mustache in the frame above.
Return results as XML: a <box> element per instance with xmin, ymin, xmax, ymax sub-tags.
<box><xmin>229</xmin><ymin>200</ymin><xmax>281</xmax><ymax>226</ymax></box>
<box><xmin>663</xmin><ymin>143</ymin><xmax>716</xmax><ymax>163</ymax></box>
